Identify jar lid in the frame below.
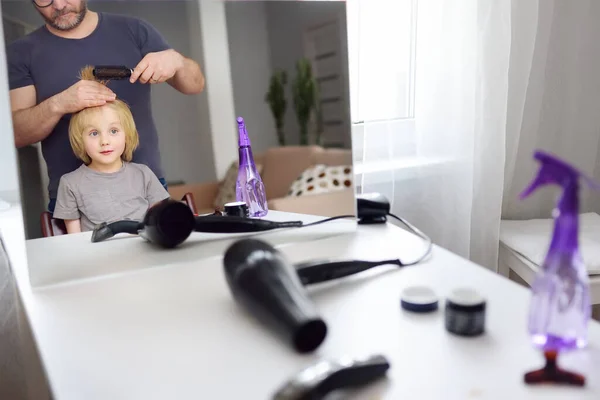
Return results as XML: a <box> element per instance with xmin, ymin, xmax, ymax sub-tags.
<box><xmin>400</xmin><ymin>285</ymin><xmax>439</xmax><ymax>313</ymax></box>
<box><xmin>224</xmin><ymin>202</ymin><xmax>249</xmax><ymax>218</ymax></box>
<box><xmin>446</xmin><ymin>288</ymin><xmax>486</xmax><ymax>312</ymax></box>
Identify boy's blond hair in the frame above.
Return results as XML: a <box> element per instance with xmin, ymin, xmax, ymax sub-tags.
<box><xmin>68</xmin><ymin>66</ymin><xmax>139</xmax><ymax>165</ymax></box>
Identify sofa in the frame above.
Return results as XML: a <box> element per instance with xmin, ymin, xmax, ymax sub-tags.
<box><xmin>167</xmin><ymin>145</ymin><xmax>356</xmax><ymax>217</ymax></box>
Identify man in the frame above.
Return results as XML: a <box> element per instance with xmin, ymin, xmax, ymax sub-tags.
<box><xmin>7</xmin><ymin>0</ymin><xmax>205</xmax><ymax>213</ymax></box>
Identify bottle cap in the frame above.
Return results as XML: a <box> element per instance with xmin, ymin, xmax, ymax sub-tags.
<box><xmin>400</xmin><ymin>286</ymin><xmax>438</xmax><ymax>313</ymax></box>
<box><xmin>224</xmin><ymin>201</ymin><xmax>249</xmax><ymax>218</ymax></box>
<box><xmin>236</xmin><ymin>117</ymin><xmax>251</xmax><ymax>147</ymax></box>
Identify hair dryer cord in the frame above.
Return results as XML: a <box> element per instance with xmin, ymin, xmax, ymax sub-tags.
<box><xmin>386</xmin><ymin>212</ymin><xmax>432</xmax><ymax>265</ymax></box>
<box><xmin>303</xmin><ymin>212</ymin><xmax>432</xmax><ymax>266</ymax></box>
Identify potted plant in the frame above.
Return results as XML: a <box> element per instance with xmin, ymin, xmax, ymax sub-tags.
<box><xmin>292</xmin><ymin>58</ymin><xmax>319</xmax><ymax>146</ymax></box>
<box><xmin>265</xmin><ymin>69</ymin><xmax>288</xmax><ymax>146</ymax></box>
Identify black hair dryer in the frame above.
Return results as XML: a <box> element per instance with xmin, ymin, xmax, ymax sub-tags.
<box><xmin>223</xmin><ymin>238</ymin><xmax>328</xmax><ymax>354</ymax></box>
<box><xmin>91</xmin><ymin>198</ymin><xmax>304</xmax><ymax>246</ymax></box>
<box><xmin>91</xmin><ymin>199</ymin><xmax>195</xmax><ymax>248</ymax></box>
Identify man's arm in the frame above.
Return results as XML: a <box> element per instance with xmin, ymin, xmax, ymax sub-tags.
<box><xmin>167</xmin><ymin>54</ymin><xmax>205</xmax><ymax>95</ymax></box>
<box><xmin>10</xmin><ymin>81</ymin><xmax>117</xmax><ymax>148</ymax></box>
<box><xmin>132</xmin><ymin>18</ymin><xmax>204</xmax><ymax>95</ymax></box>
<box><xmin>10</xmin><ymin>85</ymin><xmax>63</xmax><ymax>148</ymax></box>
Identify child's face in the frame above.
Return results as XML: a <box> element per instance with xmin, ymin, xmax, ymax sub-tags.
<box><xmin>82</xmin><ymin>106</ymin><xmax>126</xmax><ymax>166</ymax></box>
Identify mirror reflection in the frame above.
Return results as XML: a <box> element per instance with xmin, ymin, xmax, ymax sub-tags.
<box><xmin>2</xmin><ymin>0</ymin><xmax>354</xmax><ymax>240</ymax></box>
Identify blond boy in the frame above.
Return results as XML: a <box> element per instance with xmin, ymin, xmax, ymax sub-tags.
<box><xmin>53</xmin><ymin>67</ymin><xmax>170</xmax><ymax>233</ymax></box>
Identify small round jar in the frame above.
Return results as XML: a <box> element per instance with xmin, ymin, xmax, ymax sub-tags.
<box><xmin>224</xmin><ymin>201</ymin><xmax>249</xmax><ymax>218</ymax></box>
<box><xmin>400</xmin><ymin>286</ymin><xmax>439</xmax><ymax>313</ymax></box>
<box><xmin>445</xmin><ymin>288</ymin><xmax>486</xmax><ymax>336</ymax></box>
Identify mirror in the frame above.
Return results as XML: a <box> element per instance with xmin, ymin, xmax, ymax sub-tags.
<box><xmin>1</xmin><ymin>0</ymin><xmax>354</xmax><ymax>240</ymax></box>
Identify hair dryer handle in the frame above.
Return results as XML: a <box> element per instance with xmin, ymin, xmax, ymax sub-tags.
<box><xmin>295</xmin><ymin>259</ymin><xmax>388</xmax><ymax>285</ymax></box>
<box><xmin>91</xmin><ymin>220</ymin><xmax>141</xmax><ymax>243</ymax></box>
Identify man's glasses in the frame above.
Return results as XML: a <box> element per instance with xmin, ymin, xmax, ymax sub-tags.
<box><xmin>33</xmin><ymin>0</ymin><xmax>53</xmax><ymax>8</ymax></box>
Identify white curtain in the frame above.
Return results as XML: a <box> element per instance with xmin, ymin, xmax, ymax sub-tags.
<box><xmin>348</xmin><ymin>0</ymin><xmax>515</xmax><ymax>270</ymax></box>
<box><xmin>349</xmin><ymin>0</ymin><xmax>600</xmax><ymax>271</ymax></box>
<box><xmin>502</xmin><ymin>0</ymin><xmax>600</xmax><ymax>220</ymax></box>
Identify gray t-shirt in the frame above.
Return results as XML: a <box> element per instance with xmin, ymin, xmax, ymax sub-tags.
<box><xmin>6</xmin><ymin>12</ymin><xmax>170</xmax><ymax>200</ymax></box>
<box><xmin>53</xmin><ymin>162</ymin><xmax>170</xmax><ymax>232</ymax></box>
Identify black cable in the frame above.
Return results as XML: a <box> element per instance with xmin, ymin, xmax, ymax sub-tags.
<box><xmin>301</xmin><ymin>214</ymin><xmax>356</xmax><ymax>227</ymax></box>
<box><xmin>387</xmin><ymin>212</ymin><xmax>433</xmax><ymax>265</ymax></box>
<box><xmin>301</xmin><ymin>212</ymin><xmax>432</xmax><ymax>266</ymax></box>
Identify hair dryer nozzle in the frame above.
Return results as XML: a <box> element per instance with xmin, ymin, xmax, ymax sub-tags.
<box><xmin>223</xmin><ymin>238</ymin><xmax>327</xmax><ymax>353</ymax></box>
<box><xmin>140</xmin><ymin>199</ymin><xmax>195</xmax><ymax>248</ymax></box>
<box><xmin>91</xmin><ymin>222</ymin><xmax>115</xmax><ymax>243</ymax></box>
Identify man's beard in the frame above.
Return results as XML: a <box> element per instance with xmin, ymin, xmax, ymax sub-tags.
<box><xmin>40</xmin><ymin>1</ymin><xmax>88</xmax><ymax>31</ymax></box>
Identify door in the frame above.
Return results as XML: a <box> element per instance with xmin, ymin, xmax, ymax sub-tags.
<box><xmin>303</xmin><ymin>17</ymin><xmax>351</xmax><ymax>149</ymax></box>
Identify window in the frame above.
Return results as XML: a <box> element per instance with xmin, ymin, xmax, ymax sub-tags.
<box><xmin>346</xmin><ymin>0</ymin><xmax>417</xmax><ymax>123</ymax></box>
<box><xmin>346</xmin><ymin>0</ymin><xmax>420</xmax><ymax>182</ymax></box>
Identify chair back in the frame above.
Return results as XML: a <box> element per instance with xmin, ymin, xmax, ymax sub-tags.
<box><xmin>182</xmin><ymin>192</ymin><xmax>198</xmax><ymax>215</ymax></box>
<box><xmin>40</xmin><ymin>212</ymin><xmax>67</xmax><ymax>237</ymax></box>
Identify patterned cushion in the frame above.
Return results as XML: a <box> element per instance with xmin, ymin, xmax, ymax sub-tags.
<box><xmin>214</xmin><ymin>160</ymin><xmax>264</xmax><ymax>209</ymax></box>
<box><xmin>287</xmin><ymin>164</ymin><xmax>353</xmax><ymax>197</ymax></box>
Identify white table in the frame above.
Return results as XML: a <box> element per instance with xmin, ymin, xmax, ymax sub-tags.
<box><xmin>24</xmin><ymin>210</ymin><xmax>356</xmax><ymax>288</ymax></box>
<box><xmin>4</xmin><ymin>205</ymin><xmax>600</xmax><ymax>399</ymax></box>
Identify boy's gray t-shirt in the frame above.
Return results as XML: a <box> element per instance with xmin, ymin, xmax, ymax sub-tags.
<box><xmin>52</xmin><ymin>162</ymin><xmax>170</xmax><ymax>232</ymax></box>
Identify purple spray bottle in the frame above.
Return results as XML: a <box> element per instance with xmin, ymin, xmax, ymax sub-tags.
<box><xmin>520</xmin><ymin>150</ymin><xmax>599</xmax><ymax>352</ymax></box>
<box><xmin>235</xmin><ymin>117</ymin><xmax>268</xmax><ymax>218</ymax></box>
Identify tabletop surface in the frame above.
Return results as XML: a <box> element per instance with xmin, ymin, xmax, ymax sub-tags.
<box><xmin>3</xmin><ymin>205</ymin><xmax>600</xmax><ymax>399</ymax></box>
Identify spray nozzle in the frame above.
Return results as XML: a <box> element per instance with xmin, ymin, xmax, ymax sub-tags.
<box><xmin>236</xmin><ymin>116</ymin><xmax>251</xmax><ymax>147</ymax></box>
<box><xmin>520</xmin><ymin>150</ymin><xmax>600</xmax><ymax>200</ymax></box>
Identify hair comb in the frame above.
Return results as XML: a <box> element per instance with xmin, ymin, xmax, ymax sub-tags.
<box><xmin>92</xmin><ymin>66</ymin><xmax>133</xmax><ymax>80</ymax></box>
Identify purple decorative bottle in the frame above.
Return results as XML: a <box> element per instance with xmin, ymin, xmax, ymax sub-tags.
<box><xmin>235</xmin><ymin>117</ymin><xmax>268</xmax><ymax>217</ymax></box>
<box><xmin>520</xmin><ymin>150</ymin><xmax>599</xmax><ymax>351</ymax></box>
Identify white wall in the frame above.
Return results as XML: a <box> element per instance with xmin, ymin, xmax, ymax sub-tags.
<box><xmin>193</xmin><ymin>0</ymin><xmax>237</xmax><ymax>180</ymax></box>
<box><xmin>225</xmin><ymin>1</ymin><xmax>277</xmax><ymax>154</ymax></box>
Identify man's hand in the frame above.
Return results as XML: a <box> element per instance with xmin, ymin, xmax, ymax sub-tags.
<box><xmin>54</xmin><ymin>80</ymin><xmax>116</xmax><ymax>114</ymax></box>
<box><xmin>130</xmin><ymin>49</ymin><xmax>185</xmax><ymax>85</ymax></box>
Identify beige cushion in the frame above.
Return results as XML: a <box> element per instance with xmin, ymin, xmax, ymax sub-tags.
<box><xmin>260</xmin><ymin>146</ymin><xmax>320</xmax><ymax>199</ymax></box>
<box><xmin>213</xmin><ymin>160</ymin><xmax>263</xmax><ymax>209</ymax></box>
<box><xmin>287</xmin><ymin>164</ymin><xmax>353</xmax><ymax>197</ymax></box>
<box><xmin>269</xmin><ymin>189</ymin><xmax>355</xmax><ymax>217</ymax></box>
